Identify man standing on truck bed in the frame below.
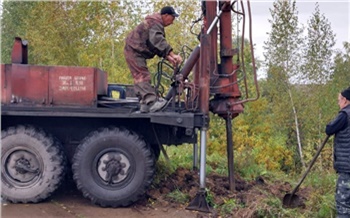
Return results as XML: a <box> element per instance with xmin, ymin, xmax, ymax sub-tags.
<box><xmin>124</xmin><ymin>6</ymin><xmax>183</xmax><ymax>113</ymax></box>
<box><xmin>326</xmin><ymin>87</ymin><xmax>350</xmax><ymax>218</ymax></box>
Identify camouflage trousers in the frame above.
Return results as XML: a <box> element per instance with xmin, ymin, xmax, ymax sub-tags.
<box><xmin>124</xmin><ymin>45</ymin><xmax>156</xmax><ymax>105</ymax></box>
<box><xmin>336</xmin><ymin>173</ymin><xmax>350</xmax><ymax>217</ymax></box>
<box><xmin>124</xmin><ymin>44</ymin><xmax>151</xmax><ymax>84</ymax></box>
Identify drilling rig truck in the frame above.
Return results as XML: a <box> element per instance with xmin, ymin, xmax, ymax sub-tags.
<box><xmin>1</xmin><ymin>0</ymin><xmax>258</xmax><ymax>212</ymax></box>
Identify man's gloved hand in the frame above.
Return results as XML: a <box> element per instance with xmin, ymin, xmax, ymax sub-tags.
<box><xmin>173</xmin><ymin>54</ymin><xmax>183</xmax><ymax>65</ymax></box>
<box><xmin>166</xmin><ymin>55</ymin><xmax>176</xmax><ymax>66</ymax></box>
<box><xmin>167</xmin><ymin>52</ymin><xmax>183</xmax><ymax>66</ymax></box>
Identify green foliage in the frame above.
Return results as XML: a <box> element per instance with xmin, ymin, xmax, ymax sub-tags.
<box><xmin>207</xmin><ymin>152</ymin><xmax>228</xmax><ymax>175</ymax></box>
<box><xmin>159</xmin><ymin>145</ymin><xmax>193</xmax><ymax>171</ymax></box>
<box><xmin>234</xmin><ymin>98</ymin><xmax>293</xmax><ymax>170</ymax></box>
<box><xmin>220</xmin><ymin>198</ymin><xmax>243</xmax><ymax>216</ymax></box>
<box><xmin>305</xmin><ymin>169</ymin><xmax>336</xmax><ymax>190</ymax></box>
<box><xmin>205</xmin><ymin>188</ymin><xmax>215</xmax><ymax>207</ymax></box>
<box><xmin>235</xmin><ymin>152</ymin><xmax>266</xmax><ymax>180</ymax></box>
<box><xmin>208</xmin><ymin>97</ymin><xmax>294</xmax><ymax>172</ymax></box>
<box><xmin>151</xmin><ymin>159</ymin><xmax>175</xmax><ymax>188</ymax></box>
<box><xmin>166</xmin><ymin>189</ymin><xmax>190</xmax><ymax>204</ymax></box>
<box><xmin>302</xmin><ymin>2</ymin><xmax>336</xmax><ymax>84</ymax></box>
<box><xmin>316</xmin><ymin>193</ymin><xmax>336</xmax><ymax>217</ymax></box>
<box><xmin>0</xmin><ymin>1</ymin><xmax>38</xmax><ymax>63</ymax></box>
<box><xmin>302</xmin><ymin>171</ymin><xmax>336</xmax><ymax>216</ymax></box>
<box><xmin>294</xmin><ymin>3</ymin><xmax>337</xmax><ymax>162</ymax></box>
<box><xmin>331</xmin><ymin>42</ymin><xmax>350</xmax><ymax>90</ymax></box>
<box><xmin>258</xmin><ymin>197</ymin><xmax>283</xmax><ymax>215</ymax></box>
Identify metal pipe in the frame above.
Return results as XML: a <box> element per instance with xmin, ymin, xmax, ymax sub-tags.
<box><xmin>199</xmin><ymin>129</ymin><xmax>207</xmax><ymax>189</ymax></box>
<box><xmin>193</xmin><ymin>142</ymin><xmax>198</xmax><ymax>170</ymax></box>
<box><xmin>225</xmin><ymin>117</ymin><xmax>235</xmax><ymax>191</ymax></box>
<box><xmin>199</xmin><ymin>34</ymin><xmax>210</xmax><ymax>114</ymax></box>
<box><xmin>165</xmin><ymin>46</ymin><xmax>200</xmax><ymax>100</ymax></box>
<box><xmin>206</xmin><ymin>1</ymin><xmax>230</xmax><ymax>35</ymax></box>
<box><xmin>180</xmin><ymin>46</ymin><xmax>200</xmax><ymax>79</ymax></box>
<box><xmin>206</xmin><ymin>11</ymin><xmax>222</xmax><ymax>35</ymax></box>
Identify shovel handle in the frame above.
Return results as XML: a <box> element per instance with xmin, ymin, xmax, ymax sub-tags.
<box><xmin>290</xmin><ymin>135</ymin><xmax>331</xmax><ymax>196</ymax></box>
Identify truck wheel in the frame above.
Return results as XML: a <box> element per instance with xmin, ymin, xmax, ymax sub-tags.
<box><xmin>72</xmin><ymin>127</ymin><xmax>155</xmax><ymax>207</ymax></box>
<box><xmin>1</xmin><ymin>125</ymin><xmax>66</xmax><ymax>203</ymax></box>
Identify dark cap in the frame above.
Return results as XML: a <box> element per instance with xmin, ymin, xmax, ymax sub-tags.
<box><xmin>160</xmin><ymin>6</ymin><xmax>179</xmax><ymax>17</ymax></box>
<box><xmin>341</xmin><ymin>87</ymin><xmax>350</xmax><ymax>101</ymax></box>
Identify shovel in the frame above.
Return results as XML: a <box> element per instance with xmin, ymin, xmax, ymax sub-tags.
<box><xmin>283</xmin><ymin>135</ymin><xmax>330</xmax><ymax>208</ymax></box>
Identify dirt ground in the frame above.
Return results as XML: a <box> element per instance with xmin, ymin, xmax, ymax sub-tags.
<box><xmin>1</xmin><ymin>167</ymin><xmax>307</xmax><ymax>218</ymax></box>
<box><xmin>1</xmin><ymin>192</ymin><xmax>197</xmax><ymax>218</ymax></box>
<box><xmin>1</xmin><ymin>176</ymin><xmax>198</xmax><ymax>218</ymax></box>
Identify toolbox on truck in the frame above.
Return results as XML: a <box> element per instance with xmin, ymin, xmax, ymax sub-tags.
<box><xmin>1</xmin><ymin>37</ymin><xmax>108</xmax><ymax>106</ymax></box>
<box><xmin>1</xmin><ymin>64</ymin><xmax>107</xmax><ymax>106</ymax></box>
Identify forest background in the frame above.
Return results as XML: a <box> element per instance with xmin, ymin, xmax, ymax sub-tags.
<box><xmin>1</xmin><ymin>0</ymin><xmax>349</xmax><ymax>216</ymax></box>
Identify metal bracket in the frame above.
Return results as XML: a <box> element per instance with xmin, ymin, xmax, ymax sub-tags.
<box><xmin>186</xmin><ymin>188</ymin><xmax>211</xmax><ymax>213</ymax></box>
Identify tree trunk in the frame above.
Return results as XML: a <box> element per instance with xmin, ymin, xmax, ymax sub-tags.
<box><xmin>288</xmin><ymin>89</ymin><xmax>305</xmax><ymax>168</ymax></box>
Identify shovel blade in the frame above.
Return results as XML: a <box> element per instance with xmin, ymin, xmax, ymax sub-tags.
<box><xmin>282</xmin><ymin>194</ymin><xmax>304</xmax><ymax>208</ymax></box>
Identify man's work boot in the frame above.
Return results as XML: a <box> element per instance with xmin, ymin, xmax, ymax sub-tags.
<box><xmin>149</xmin><ymin>98</ymin><xmax>168</xmax><ymax>113</ymax></box>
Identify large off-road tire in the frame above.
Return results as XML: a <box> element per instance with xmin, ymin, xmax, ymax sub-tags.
<box><xmin>1</xmin><ymin>125</ymin><xmax>66</xmax><ymax>203</ymax></box>
<box><xmin>72</xmin><ymin>127</ymin><xmax>155</xmax><ymax>207</ymax></box>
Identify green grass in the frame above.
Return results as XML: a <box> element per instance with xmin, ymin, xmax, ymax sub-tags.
<box><xmin>166</xmin><ymin>189</ymin><xmax>190</xmax><ymax>204</ymax></box>
<box><xmin>220</xmin><ymin>198</ymin><xmax>244</xmax><ymax>216</ymax></box>
<box><xmin>159</xmin><ymin>144</ymin><xmax>193</xmax><ymax>169</ymax></box>
<box><xmin>205</xmin><ymin>188</ymin><xmax>215</xmax><ymax>207</ymax></box>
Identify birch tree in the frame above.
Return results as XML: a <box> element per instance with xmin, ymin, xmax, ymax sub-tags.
<box><xmin>263</xmin><ymin>0</ymin><xmax>305</xmax><ymax>167</ymax></box>
<box><xmin>300</xmin><ymin>3</ymin><xmax>336</xmax><ymax>162</ymax></box>
<box><xmin>302</xmin><ymin>2</ymin><xmax>336</xmax><ymax>84</ymax></box>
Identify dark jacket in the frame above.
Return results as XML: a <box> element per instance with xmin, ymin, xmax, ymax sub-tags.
<box><xmin>333</xmin><ymin>105</ymin><xmax>350</xmax><ymax>173</ymax></box>
<box><xmin>125</xmin><ymin>13</ymin><xmax>173</xmax><ymax>59</ymax></box>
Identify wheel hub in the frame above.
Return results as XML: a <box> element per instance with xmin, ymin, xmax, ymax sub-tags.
<box><xmin>6</xmin><ymin>150</ymin><xmax>40</xmax><ymax>183</ymax></box>
<box><xmin>97</xmin><ymin>152</ymin><xmax>130</xmax><ymax>184</ymax></box>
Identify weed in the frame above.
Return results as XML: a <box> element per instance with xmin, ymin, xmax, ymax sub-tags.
<box><xmin>220</xmin><ymin>198</ymin><xmax>243</xmax><ymax>216</ymax></box>
<box><xmin>205</xmin><ymin>188</ymin><xmax>215</xmax><ymax>207</ymax></box>
<box><xmin>166</xmin><ymin>189</ymin><xmax>190</xmax><ymax>204</ymax></box>
<box><xmin>207</xmin><ymin>152</ymin><xmax>228</xmax><ymax>175</ymax></box>
<box><xmin>304</xmin><ymin>171</ymin><xmax>336</xmax><ymax>192</ymax></box>
<box><xmin>235</xmin><ymin>157</ymin><xmax>267</xmax><ymax>181</ymax></box>
<box><xmin>161</xmin><ymin>144</ymin><xmax>193</xmax><ymax>169</ymax></box>
<box><xmin>151</xmin><ymin>160</ymin><xmax>174</xmax><ymax>187</ymax></box>
<box><xmin>264</xmin><ymin>196</ymin><xmax>281</xmax><ymax>208</ymax></box>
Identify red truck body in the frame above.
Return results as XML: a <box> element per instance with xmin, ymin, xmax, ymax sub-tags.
<box><xmin>2</xmin><ymin>38</ymin><xmax>107</xmax><ymax>106</ymax></box>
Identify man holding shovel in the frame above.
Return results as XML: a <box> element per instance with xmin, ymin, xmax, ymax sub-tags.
<box><xmin>326</xmin><ymin>87</ymin><xmax>350</xmax><ymax>217</ymax></box>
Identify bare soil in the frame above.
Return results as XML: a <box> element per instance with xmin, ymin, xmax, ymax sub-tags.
<box><xmin>1</xmin><ymin>167</ymin><xmax>308</xmax><ymax>218</ymax></box>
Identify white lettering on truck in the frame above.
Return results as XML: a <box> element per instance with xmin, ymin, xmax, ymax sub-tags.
<box><xmin>58</xmin><ymin>76</ymin><xmax>87</xmax><ymax>92</ymax></box>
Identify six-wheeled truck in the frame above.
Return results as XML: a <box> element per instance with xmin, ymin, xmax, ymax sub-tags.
<box><xmin>1</xmin><ymin>1</ymin><xmax>258</xmax><ymax>212</ymax></box>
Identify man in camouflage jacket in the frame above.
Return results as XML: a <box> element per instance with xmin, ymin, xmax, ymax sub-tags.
<box><xmin>124</xmin><ymin>6</ymin><xmax>182</xmax><ymax>113</ymax></box>
<box><xmin>326</xmin><ymin>87</ymin><xmax>350</xmax><ymax>217</ymax></box>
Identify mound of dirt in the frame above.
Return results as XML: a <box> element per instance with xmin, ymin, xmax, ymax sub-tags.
<box><xmin>139</xmin><ymin>167</ymin><xmax>309</xmax><ymax>217</ymax></box>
